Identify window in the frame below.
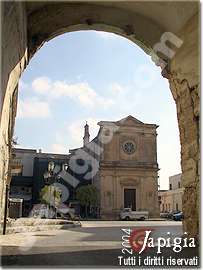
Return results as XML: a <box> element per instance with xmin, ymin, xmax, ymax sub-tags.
<box><xmin>169</xmin><ymin>184</ymin><xmax>172</xmax><ymax>190</ymax></box>
<box><xmin>176</xmin><ymin>203</ymin><xmax>179</xmax><ymax>211</ymax></box>
<box><xmin>122</xmin><ymin>141</ymin><xmax>136</xmax><ymax>155</ymax></box>
<box><xmin>178</xmin><ymin>182</ymin><xmax>181</xmax><ymax>188</ymax></box>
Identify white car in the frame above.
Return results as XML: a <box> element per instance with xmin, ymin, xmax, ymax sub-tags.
<box><xmin>120</xmin><ymin>208</ymin><xmax>149</xmax><ymax>221</ymax></box>
<box><xmin>56</xmin><ymin>204</ymin><xmax>76</xmax><ymax>219</ymax></box>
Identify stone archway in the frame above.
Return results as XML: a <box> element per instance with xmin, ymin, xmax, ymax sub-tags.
<box><xmin>0</xmin><ymin>1</ymin><xmax>200</xmax><ymax>238</ymax></box>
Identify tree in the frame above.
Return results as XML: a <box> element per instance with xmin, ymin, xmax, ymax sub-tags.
<box><xmin>76</xmin><ymin>185</ymin><xmax>99</xmax><ymax>217</ymax></box>
<box><xmin>40</xmin><ymin>184</ymin><xmax>61</xmax><ymax>208</ymax></box>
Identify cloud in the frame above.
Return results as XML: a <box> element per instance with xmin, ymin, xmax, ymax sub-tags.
<box><xmin>51</xmin><ymin>143</ymin><xmax>67</xmax><ymax>154</ymax></box>
<box><xmin>68</xmin><ymin>117</ymin><xmax>100</xmax><ymax>148</ymax></box>
<box><xmin>32</xmin><ymin>77</ymin><xmax>114</xmax><ymax>109</ymax></box>
<box><xmin>49</xmin><ymin>118</ymin><xmax>100</xmax><ymax>154</ymax></box>
<box><xmin>32</xmin><ymin>77</ymin><xmax>51</xmax><ymax>94</ymax></box>
<box><xmin>95</xmin><ymin>31</ymin><xmax>120</xmax><ymax>40</ymax></box>
<box><xmin>108</xmin><ymin>82</ymin><xmax>142</xmax><ymax>115</ymax></box>
<box><xmin>17</xmin><ymin>98</ymin><xmax>51</xmax><ymax>119</ymax></box>
<box><xmin>110</xmin><ymin>83</ymin><xmax>125</xmax><ymax>95</ymax></box>
<box><xmin>50</xmin><ymin>117</ymin><xmax>100</xmax><ymax>153</ymax></box>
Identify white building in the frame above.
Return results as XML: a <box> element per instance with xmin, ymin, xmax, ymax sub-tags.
<box><xmin>159</xmin><ymin>173</ymin><xmax>184</xmax><ymax>212</ymax></box>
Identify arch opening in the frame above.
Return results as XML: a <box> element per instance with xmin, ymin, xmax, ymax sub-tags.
<box><xmin>13</xmin><ymin>30</ymin><xmax>181</xmax><ymax>222</ymax></box>
<box><xmin>0</xmin><ymin>2</ymin><xmax>199</xmax><ymax>243</ymax></box>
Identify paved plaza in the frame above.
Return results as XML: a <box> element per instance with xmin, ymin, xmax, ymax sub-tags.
<box><xmin>1</xmin><ymin>220</ymin><xmax>199</xmax><ymax>267</ymax></box>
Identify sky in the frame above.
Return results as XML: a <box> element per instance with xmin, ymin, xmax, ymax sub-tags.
<box><xmin>15</xmin><ymin>30</ymin><xmax>181</xmax><ymax>190</ymax></box>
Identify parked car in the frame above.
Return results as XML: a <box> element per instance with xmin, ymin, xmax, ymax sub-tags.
<box><xmin>120</xmin><ymin>208</ymin><xmax>149</xmax><ymax>221</ymax></box>
<box><xmin>31</xmin><ymin>204</ymin><xmax>50</xmax><ymax>218</ymax></box>
<box><xmin>160</xmin><ymin>212</ymin><xmax>169</xmax><ymax>218</ymax></box>
<box><xmin>167</xmin><ymin>210</ymin><xmax>181</xmax><ymax>220</ymax></box>
<box><xmin>173</xmin><ymin>211</ymin><xmax>184</xmax><ymax>221</ymax></box>
<box><xmin>56</xmin><ymin>203</ymin><xmax>76</xmax><ymax>220</ymax></box>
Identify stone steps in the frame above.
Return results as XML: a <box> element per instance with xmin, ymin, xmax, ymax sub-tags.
<box><xmin>0</xmin><ymin>218</ymin><xmax>81</xmax><ymax>234</ymax></box>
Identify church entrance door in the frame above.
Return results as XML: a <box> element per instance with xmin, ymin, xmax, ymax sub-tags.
<box><xmin>124</xmin><ymin>189</ymin><xmax>136</xmax><ymax>210</ymax></box>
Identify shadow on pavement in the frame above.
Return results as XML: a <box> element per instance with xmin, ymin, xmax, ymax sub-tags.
<box><xmin>1</xmin><ymin>247</ymin><xmax>199</xmax><ymax>268</ymax></box>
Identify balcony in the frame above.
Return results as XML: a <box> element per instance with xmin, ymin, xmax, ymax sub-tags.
<box><xmin>10</xmin><ymin>159</ymin><xmax>23</xmax><ymax>175</ymax></box>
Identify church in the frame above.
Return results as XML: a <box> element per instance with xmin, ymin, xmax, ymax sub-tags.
<box><xmin>74</xmin><ymin>115</ymin><xmax>160</xmax><ymax>219</ymax></box>
<box><xmin>10</xmin><ymin>115</ymin><xmax>159</xmax><ymax>219</ymax></box>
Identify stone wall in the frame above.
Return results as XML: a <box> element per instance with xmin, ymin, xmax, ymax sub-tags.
<box><xmin>168</xmin><ymin>13</ymin><xmax>200</xmax><ymax>239</ymax></box>
<box><xmin>0</xmin><ymin>2</ymin><xmax>27</xmax><ymax>220</ymax></box>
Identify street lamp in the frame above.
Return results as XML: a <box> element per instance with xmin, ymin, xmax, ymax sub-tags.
<box><xmin>43</xmin><ymin>161</ymin><xmax>55</xmax><ymax>218</ymax></box>
<box><xmin>62</xmin><ymin>163</ymin><xmax>68</xmax><ymax>171</ymax></box>
<box><xmin>48</xmin><ymin>161</ymin><xmax>55</xmax><ymax>173</ymax></box>
<box><xmin>43</xmin><ymin>161</ymin><xmax>69</xmax><ymax>219</ymax></box>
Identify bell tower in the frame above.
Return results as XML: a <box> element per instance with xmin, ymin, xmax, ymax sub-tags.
<box><xmin>83</xmin><ymin>122</ymin><xmax>90</xmax><ymax>146</ymax></box>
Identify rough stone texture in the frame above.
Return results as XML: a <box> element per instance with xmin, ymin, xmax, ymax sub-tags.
<box><xmin>0</xmin><ymin>2</ymin><xmax>27</xmax><ymax>220</ymax></box>
<box><xmin>0</xmin><ymin>2</ymin><xmax>200</xmax><ymax>238</ymax></box>
<box><xmin>26</xmin><ymin>2</ymin><xmax>164</xmax><ymax>58</ymax></box>
<box><xmin>168</xmin><ymin>13</ymin><xmax>200</xmax><ymax>239</ymax></box>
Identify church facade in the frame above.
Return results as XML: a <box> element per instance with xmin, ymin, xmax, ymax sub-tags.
<box><xmin>82</xmin><ymin>115</ymin><xmax>160</xmax><ymax>219</ymax></box>
<box><xmin>10</xmin><ymin>115</ymin><xmax>159</xmax><ymax>219</ymax></box>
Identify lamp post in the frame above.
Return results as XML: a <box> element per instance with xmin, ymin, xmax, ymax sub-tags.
<box><xmin>43</xmin><ymin>161</ymin><xmax>55</xmax><ymax>218</ymax></box>
<box><xmin>62</xmin><ymin>163</ymin><xmax>68</xmax><ymax>172</ymax></box>
<box><xmin>48</xmin><ymin>161</ymin><xmax>55</xmax><ymax>217</ymax></box>
<box><xmin>43</xmin><ymin>161</ymin><xmax>69</xmax><ymax>218</ymax></box>
<box><xmin>48</xmin><ymin>161</ymin><xmax>55</xmax><ymax>174</ymax></box>
<box><xmin>2</xmin><ymin>185</ymin><xmax>9</xmax><ymax>235</ymax></box>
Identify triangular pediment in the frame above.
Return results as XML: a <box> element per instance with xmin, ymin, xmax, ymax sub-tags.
<box><xmin>116</xmin><ymin>115</ymin><xmax>144</xmax><ymax>126</ymax></box>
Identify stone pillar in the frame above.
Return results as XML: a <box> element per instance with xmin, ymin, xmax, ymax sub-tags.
<box><xmin>167</xmin><ymin>12</ymin><xmax>200</xmax><ymax>239</ymax></box>
<box><xmin>99</xmin><ymin>175</ymin><xmax>105</xmax><ymax>218</ymax></box>
<box><xmin>169</xmin><ymin>77</ymin><xmax>199</xmax><ymax>238</ymax></box>
<box><xmin>0</xmin><ymin>2</ymin><xmax>28</xmax><ymax>220</ymax></box>
<box><xmin>0</xmin><ymin>85</ymin><xmax>19</xmax><ymax>221</ymax></box>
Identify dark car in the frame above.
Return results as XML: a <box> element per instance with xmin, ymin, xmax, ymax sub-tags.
<box><xmin>173</xmin><ymin>211</ymin><xmax>184</xmax><ymax>221</ymax></box>
<box><xmin>167</xmin><ymin>210</ymin><xmax>181</xmax><ymax>219</ymax></box>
